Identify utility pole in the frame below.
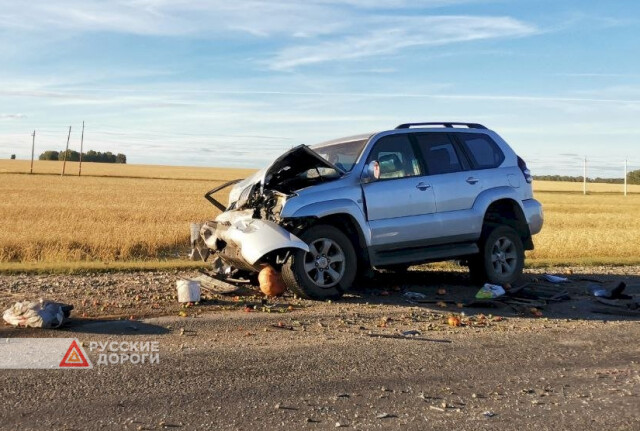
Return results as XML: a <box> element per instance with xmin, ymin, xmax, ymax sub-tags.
<box><xmin>624</xmin><ymin>159</ymin><xmax>628</xmax><ymax>196</ymax></box>
<box><xmin>583</xmin><ymin>156</ymin><xmax>587</xmax><ymax>195</ymax></box>
<box><xmin>61</xmin><ymin>126</ymin><xmax>71</xmax><ymax>176</ymax></box>
<box><xmin>78</xmin><ymin>121</ymin><xmax>85</xmax><ymax>176</ymax></box>
<box><xmin>30</xmin><ymin>130</ymin><xmax>35</xmax><ymax>174</ymax></box>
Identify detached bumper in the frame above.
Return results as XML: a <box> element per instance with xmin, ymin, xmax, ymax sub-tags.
<box><xmin>522</xmin><ymin>198</ymin><xmax>544</xmax><ymax>236</ymax></box>
<box><xmin>193</xmin><ymin>212</ymin><xmax>309</xmax><ymax>271</ymax></box>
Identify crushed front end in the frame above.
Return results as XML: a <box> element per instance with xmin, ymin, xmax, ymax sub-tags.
<box><xmin>189</xmin><ymin>145</ymin><xmax>343</xmax><ymax>278</ymax></box>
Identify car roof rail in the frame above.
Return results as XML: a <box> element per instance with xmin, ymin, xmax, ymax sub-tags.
<box><xmin>395</xmin><ymin>122</ymin><xmax>487</xmax><ymax>130</ymax></box>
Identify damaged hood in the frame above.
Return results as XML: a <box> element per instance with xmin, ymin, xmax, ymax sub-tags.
<box><xmin>229</xmin><ymin>145</ymin><xmax>344</xmax><ymax>205</ymax></box>
<box><xmin>263</xmin><ymin>145</ymin><xmax>344</xmax><ymax>190</ymax></box>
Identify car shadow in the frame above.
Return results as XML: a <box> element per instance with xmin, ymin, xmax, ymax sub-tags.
<box><xmin>340</xmin><ymin>266</ymin><xmax>640</xmax><ymax>322</ymax></box>
<box><xmin>0</xmin><ymin>319</ymin><xmax>170</xmax><ymax>338</ymax></box>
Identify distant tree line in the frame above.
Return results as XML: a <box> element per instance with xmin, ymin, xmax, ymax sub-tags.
<box><xmin>39</xmin><ymin>150</ymin><xmax>126</xmax><ymax>164</ymax></box>
<box><xmin>534</xmin><ymin>170</ymin><xmax>640</xmax><ymax>185</ymax></box>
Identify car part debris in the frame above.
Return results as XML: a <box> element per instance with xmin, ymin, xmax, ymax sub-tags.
<box><xmin>3</xmin><ymin>299</ymin><xmax>73</xmax><ymax>328</ymax></box>
<box><xmin>189</xmin><ymin>223</ymin><xmax>209</xmax><ymax>261</ymax></box>
<box><xmin>204</xmin><ymin>179</ymin><xmax>244</xmax><ymax>211</ymax></box>
<box><xmin>193</xmin><ymin>272</ymin><xmax>251</xmax><ymax>295</ymax></box>
<box><xmin>507</xmin><ymin>283</ymin><xmax>570</xmax><ymax>302</ymax></box>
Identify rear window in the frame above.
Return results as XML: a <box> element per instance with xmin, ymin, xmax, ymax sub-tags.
<box><xmin>457</xmin><ymin>133</ymin><xmax>505</xmax><ymax>169</ymax></box>
<box><xmin>414</xmin><ymin>133</ymin><xmax>464</xmax><ymax>175</ymax></box>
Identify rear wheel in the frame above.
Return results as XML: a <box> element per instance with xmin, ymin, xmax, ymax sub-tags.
<box><xmin>282</xmin><ymin>225</ymin><xmax>357</xmax><ymax>300</ymax></box>
<box><xmin>469</xmin><ymin>225</ymin><xmax>524</xmax><ymax>285</ymax></box>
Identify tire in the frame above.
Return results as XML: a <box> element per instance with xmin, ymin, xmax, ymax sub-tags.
<box><xmin>468</xmin><ymin>225</ymin><xmax>524</xmax><ymax>285</ymax></box>
<box><xmin>282</xmin><ymin>224</ymin><xmax>357</xmax><ymax>300</ymax></box>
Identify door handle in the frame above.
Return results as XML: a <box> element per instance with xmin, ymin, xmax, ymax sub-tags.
<box><xmin>416</xmin><ymin>182</ymin><xmax>431</xmax><ymax>191</ymax></box>
<box><xmin>466</xmin><ymin>177</ymin><xmax>479</xmax><ymax>185</ymax></box>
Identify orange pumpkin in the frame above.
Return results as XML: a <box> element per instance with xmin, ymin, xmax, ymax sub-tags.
<box><xmin>258</xmin><ymin>265</ymin><xmax>286</xmax><ymax>297</ymax></box>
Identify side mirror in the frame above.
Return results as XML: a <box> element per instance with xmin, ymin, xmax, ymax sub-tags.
<box><xmin>362</xmin><ymin>160</ymin><xmax>380</xmax><ymax>183</ymax></box>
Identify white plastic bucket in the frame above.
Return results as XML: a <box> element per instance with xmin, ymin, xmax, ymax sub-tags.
<box><xmin>176</xmin><ymin>279</ymin><xmax>201</xmax><ymax>303</ymax></box>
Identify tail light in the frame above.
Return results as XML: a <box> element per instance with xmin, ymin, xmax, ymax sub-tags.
<box><xmin>517</xmin><ymin>156</ymin><xmax>532</xmax><ymax>183</ymax></box>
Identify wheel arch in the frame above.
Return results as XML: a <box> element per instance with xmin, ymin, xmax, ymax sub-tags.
<box><xmin>483</xmin><ymin>198</ymin><xmax>533</xmax><ymax>250</ymax></box>
<box><xmin>289</xmin><ymin>200</ymin><xmax>372</xmax><ymax>271</ymax></box>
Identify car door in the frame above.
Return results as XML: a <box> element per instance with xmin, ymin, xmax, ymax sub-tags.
<box><xmin>412</xmin><ymin>132</ymin><xmax>479</xmax><ymax>240</ymax></box>
<box><xmin>361</xmin><ymin>133</ymin><xmax>436</xmax><ymax>248</ymax></box>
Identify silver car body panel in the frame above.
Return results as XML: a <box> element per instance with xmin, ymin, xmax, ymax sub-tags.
<box><xmin>204</xmin><ymin>210</ymin><xmax>309</xmax><ymax>266</ymax></box>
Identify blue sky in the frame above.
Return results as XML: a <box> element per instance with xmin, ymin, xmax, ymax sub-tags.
<box><xmin>1</xmin><ymin>0</ymin><xmax>639</xmax><ymax>177</ymax></box>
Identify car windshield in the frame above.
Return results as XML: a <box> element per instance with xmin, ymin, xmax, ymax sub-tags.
<box><xmin>310</xmin><ymin>137</ymin><xmax>370</xmax><ymax>172</ymax></box>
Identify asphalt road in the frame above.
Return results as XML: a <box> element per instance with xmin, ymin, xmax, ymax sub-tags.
<box><xmin>1</xmin><ymin>267</ymin><xmax>639</xmax><ymax>430</ymax></box>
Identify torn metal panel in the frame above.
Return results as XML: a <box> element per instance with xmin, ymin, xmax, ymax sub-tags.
<box><xmin>204</xmin><ymin>179</ymin><xmax>244</xmax><ymax>211</ymax></box>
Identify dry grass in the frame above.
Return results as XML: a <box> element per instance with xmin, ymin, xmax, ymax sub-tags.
<box><xmin>0</xmin><ymin>167</ymin><xmax>242</xmax><ymax>263</ymax></box>
<box><xmin>534</xmin><ymin>180</ymin><xmax>640</xmax><ymax>194</ymax></box>
<box><xmin>1</xmin><ymin>161</ymin><xmax>639</xmax><ymax>270</ymax></box>
<box><xmin>0</xmin><ymin>159</ymin><xmax>256</xmax><ymax>181</ymax></box>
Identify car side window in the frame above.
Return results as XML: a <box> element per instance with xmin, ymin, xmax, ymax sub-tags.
<box><xmin>457</xmin><ymin>133</ymin><xmax>505</xmax><ymax>169</ymax></box>
<box><xmin>368</xmin><ymin>135</ymin><xmax>422</xmax><ymax>179</ymax></box>
<box><xmin>414</xmin><ymin>133</ymin><xmax>464</xmax><ymax>175</ymax></box>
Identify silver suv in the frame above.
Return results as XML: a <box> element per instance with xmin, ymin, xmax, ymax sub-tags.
<box><xmin>192</xmin><ymin>122</ymin><xmax>543</xmax><ymax>300</ymax></box>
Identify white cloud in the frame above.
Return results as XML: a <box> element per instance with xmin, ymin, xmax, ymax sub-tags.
<box><xmin>0</xmin><ymin>113</ymin><xmax>26</xmax><ymax>119</ymax></box>
<box><xmin>0</xmin><ymin>1</ymin><xmax>497</xmax><ymax>40</ymax></box>
<box><xmin>268</xmin><ymin>15</ymin><xmax>537</xmax><ymax>70</ymax></box>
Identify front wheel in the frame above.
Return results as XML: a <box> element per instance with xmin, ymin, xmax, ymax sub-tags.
<box><xmin>282</xmin><ymin>225</ymin><xmax>357</xmax><ymax>300</ymax></box>
<box><xmin>468</xmin><ymin>225</ymin><xmax>524</xmax><ymax>285</ymax></box>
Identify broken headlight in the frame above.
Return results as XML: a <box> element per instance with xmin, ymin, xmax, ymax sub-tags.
<box><xmin>235</xmin><ymin>184</ymin><xmax>254</xmax><ymax>209</ymax></box>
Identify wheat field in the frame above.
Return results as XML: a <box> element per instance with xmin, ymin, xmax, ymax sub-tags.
<box><xmin>1</xmin><ymin>160</ymin><xmax>639</xmax><ymax>269</ymax></box>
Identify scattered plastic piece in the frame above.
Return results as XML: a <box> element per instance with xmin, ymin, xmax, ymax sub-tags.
<box><xmin>587</xmin><ymin>281</ymin><xmax>630</xmax><ymax>300</ymax></box>
<box><xmin>543</xmin><ymin>274</ymin><xmax>570</xmax><ymax>284</ymax></box>
<box><xmin>475</xmin><ymin>284</ymin><xmax>506</xmax><ymax>299</ymax></box>
<box><xmin>403</xmin><ymin>291</ymin><xmax>428</xmax><ymax>300</ymax></box>
<box><xmin>401</xmin><ymin>330</ymin><xmax>421</xmax><ymax>336</ymax></box>
<box><xmin>587</xmin><ymin>283</ymin><xmax>609</xmax><ymax>298</ymax></box>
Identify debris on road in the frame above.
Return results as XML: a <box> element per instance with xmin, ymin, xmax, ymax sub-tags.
<box><xmin>3</xmin><ymin>299</ymin><xmax>73</xmax><ymax>328</ymax></box>
<box><xmin>475</xmin><ymin>283</ymin><xmax>506</xmax><ymax>299</ymax></box>
<box><xmin>403</xmin><ymin>291</ymin><xmax>428</xmax><ymax>301</ymax></box>
<box><xmin>258</xmin><ymin>265</ymin><xmax>286</xmax><ymax>297</ymax></box>
<box><xmin>447</xmin><ymin>315</ymin><xmax>462</xmax><ymax>327</ymax></box>
<box><xmin>176</xmin><ymin>279</ymin><xmax>201</xmax><ymax>303</ymax></box>
<box><xmin>543</xmin><ymin>274</ymin><xmax>570</xmax><ymax>284</ymax></box>
<box><xmin>401</xmin><ymin>330</ymin><xmax>421</xmax><ymax>336</ymax></box>
<box><xmin>587</xmin><ymin>281</ymin><xmax>629</xmax><ymax>299</ymax></box>
<box><xmin>193</xmin><ymin>273</ymin><xmax>242</xmax><ymax>294</ymax></box>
